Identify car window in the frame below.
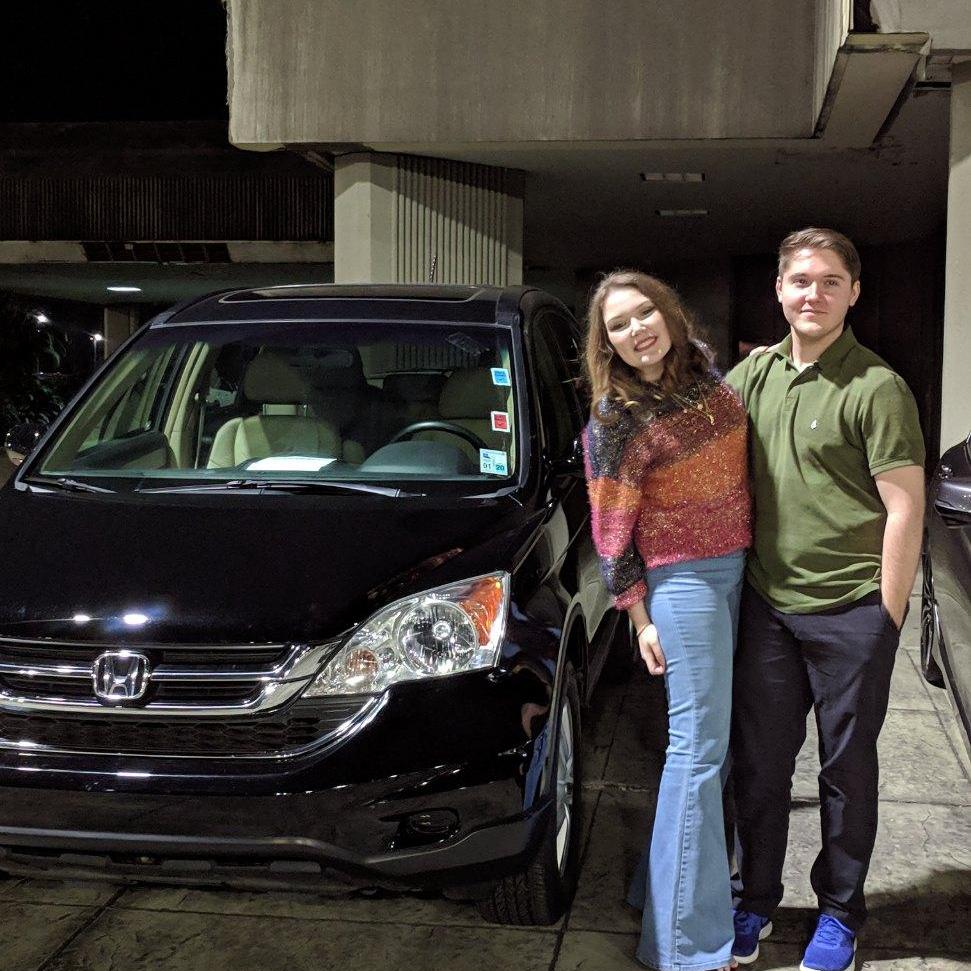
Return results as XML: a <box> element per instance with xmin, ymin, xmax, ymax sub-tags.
<box><xmin>77</xmin><ymin>345</ymin><xmax>181</xmax><ymax>451</ymax></box>
<box><xmin>34</xmin><ymin>321</ymin><xmax>520</xmax><ymax>487</ymax></box>
<box><xmin>530</xmin><ymin>313</ymin><xmax>584</xmax><ymax>459</ymax></box>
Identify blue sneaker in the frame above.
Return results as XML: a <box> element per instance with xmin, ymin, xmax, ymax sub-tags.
<box><xmin>733</xmin><ymin>909</ymin><xmax>773</xmax><ymax>964</ymax></box>
<box><xmin>800</xmin><ymin>915</ymin><xmax>857</xmax><ymax>971</ymax></box>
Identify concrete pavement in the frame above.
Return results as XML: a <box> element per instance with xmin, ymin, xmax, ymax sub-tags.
<box><xmin>2</xmin><ymin>592</ymin><xmax>969</xmax><ymax>970</ymax></box>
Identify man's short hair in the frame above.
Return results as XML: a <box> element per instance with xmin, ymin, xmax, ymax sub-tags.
<box><xmin>778</xmin><ymin>227</ymin><xmax>862</xmax><ymax>283</ymax></box>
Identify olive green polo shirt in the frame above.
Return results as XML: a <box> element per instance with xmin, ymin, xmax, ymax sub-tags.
<box><xmin>726</xmin><ymin>327</ymin><xmax>924</xmax><ymax>613</ymax></box>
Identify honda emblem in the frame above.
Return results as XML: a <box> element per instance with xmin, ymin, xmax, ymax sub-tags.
<box><xmin>92</xmin><ymin>651</ymin><xmax>151</xmax><ymax>704</ymax></box>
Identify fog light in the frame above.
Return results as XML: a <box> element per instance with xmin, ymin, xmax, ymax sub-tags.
<box><xmin>402</xmin><ymin>809</ymin><xmax>459</xmax><ymax>841</ymax></box>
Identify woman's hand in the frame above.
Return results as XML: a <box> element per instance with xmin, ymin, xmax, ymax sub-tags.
<box><xmin>637</xmin><ymin>623</ymin><xmax>666</xmax><ymax>675</ymax></box>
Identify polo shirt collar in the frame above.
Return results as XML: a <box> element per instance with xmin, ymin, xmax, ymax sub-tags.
<box><xmin>773</xmin><ymin>326</ymin><xmax>858</xmax><ymax>373</ymax></box>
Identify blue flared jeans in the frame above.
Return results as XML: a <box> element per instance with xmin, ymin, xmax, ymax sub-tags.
<box><xmin>627</xmin><ymin>550</ymin><xmax>745</xmax><ymax>971</ymax></box>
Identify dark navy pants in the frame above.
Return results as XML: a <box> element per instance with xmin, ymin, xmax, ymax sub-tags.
<box><xmin>730</xmin><ymin>583</ymin><xmax>900</xmax><ymax>931</ymax></box>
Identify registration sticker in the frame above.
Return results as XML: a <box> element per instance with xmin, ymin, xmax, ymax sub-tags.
<box><xmin>490</xmin><ymin>367</ymin><xmax>511</xmax><ymax>387</ymax></box>
<box><xmin>479</xmin><ymin>449</ymin><xmax>509</xmax><ymax>475</ymax></box>
<box><xmin>491</xmin><ymin>411</ymin><xmax>510</xmax><ymax>433</ymax></box>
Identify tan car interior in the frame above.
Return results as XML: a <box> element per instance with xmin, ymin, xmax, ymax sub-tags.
<box><xmin>205</xmin><ymin>351</ymin><xmax>514</xmax><ymax>470</ymax></box>
<box><xmin>207</xmin><ymin>351</ymin><xmax>341</xmax><ymax>469</ymax></box>
<box><xmin>43</xmin><ymin>338</ymin><xmax>517</xmax><ymax>476</ymax></box>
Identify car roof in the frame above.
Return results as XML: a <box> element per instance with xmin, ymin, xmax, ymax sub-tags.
<box><xmin>159</xmin><ymin>283</ymin><xmax>539</xmax><ymax>328</ymax></box>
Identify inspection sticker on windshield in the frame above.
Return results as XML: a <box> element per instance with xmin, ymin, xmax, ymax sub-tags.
<box><xmin>490</xmin><ymin>367</ymin><xmax>511</xmax><ymax>387</ymax></box>
<box><xmin>479</xmin><ymin>449</ymin><xmax>509</xmax><ymax>475</ymax></box>
<box><xmin>491</xmin><ymin>411</ymin><xmax>510</xmax><ymax>433</ymax></box>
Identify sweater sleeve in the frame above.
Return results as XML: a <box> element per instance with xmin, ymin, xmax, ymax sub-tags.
<box><xmin>582</xmin><ymin>401</ymin><xmax>649</xmax><ymax>610</ymax></box>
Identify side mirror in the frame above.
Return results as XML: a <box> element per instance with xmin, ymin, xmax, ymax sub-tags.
<box><xmin>3</xmin><ymin>421</ymin><xmax>46</xmax><ymax>468</ymax></box>
<box><xmin>550</xmin><ymin>434</ymin><xmax>585</xmax><ymax>478</ymax></box>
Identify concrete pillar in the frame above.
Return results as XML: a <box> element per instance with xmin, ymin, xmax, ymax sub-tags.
<box><xmin>103</xmin><ymin>307</ymin><xmax>137</xmax><ymax>357</ymax></box>
<box><xmin>941</xmin><ymin>61</ymin><xmax>971</xmax><ymax>453</ymax></box>
<box><xmin>334</xmin><ymin>152</ymin><xmax>523</xmax><ymax>286</ymax></box>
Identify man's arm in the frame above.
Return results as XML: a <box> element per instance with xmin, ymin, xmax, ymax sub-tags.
<box><xmin>874</xmin><ymin>465</ymin><xmax>925</xmax><ymax>628</ymax></box>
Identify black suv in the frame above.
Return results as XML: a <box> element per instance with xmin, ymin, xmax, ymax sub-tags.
<box><xmin>0</xmin><ymin>285</ymin><xmax>623</xmax><ymax>924</ymax></box>
<box><xmin>921</xmin><ymin>429</ymin><xmax>971</xmax><ymax>758</ymax></box>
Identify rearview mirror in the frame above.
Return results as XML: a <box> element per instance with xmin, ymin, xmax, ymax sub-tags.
<box><xmin>3</xmin><ymin>421</ymin><xmax>46</xmax><ymax>467</ymax></box>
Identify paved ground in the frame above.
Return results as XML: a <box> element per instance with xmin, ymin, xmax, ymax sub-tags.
<box><xmin>2</xmin><ymin>592</ymin><xmax>969</xmax><ymax>971</ymax></box>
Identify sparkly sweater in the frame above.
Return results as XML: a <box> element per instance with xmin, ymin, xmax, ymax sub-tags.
<box><xmin>582</xmin><ymin>373</ymin><xmax>751</xmax><ymax>610</ymax></box>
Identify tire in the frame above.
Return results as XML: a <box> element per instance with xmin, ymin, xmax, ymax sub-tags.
<box><xmin>920</xmin><ymin>553</ymin><xmax>946</xmax><ymax>689</ymax></box>
<box><xmin>477</xmin><ymin>663</ymin><xmax>584</xmax><ymax>925</ymax></box>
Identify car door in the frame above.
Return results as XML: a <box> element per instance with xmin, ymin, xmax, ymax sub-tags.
<box><xmin>928</xmin><ymin>433</ymin><xmax>971</xmax><ymax>735</ymax></box>
<box><xmin>527</xmin><ymin>307</ymin><xmax>613</xmax><ymax>691</ymax></box>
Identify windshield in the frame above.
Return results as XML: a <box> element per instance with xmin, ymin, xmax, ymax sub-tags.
<box><xmin>33</xmin><ymin>320</ymin><xmax>519</xmax><ymax>486</ymax></box>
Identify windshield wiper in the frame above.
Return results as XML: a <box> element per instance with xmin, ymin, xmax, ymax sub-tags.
<box><xmin>135</xmin><ymin>478</ymin><xmax>422</xmax><ymax>498</ymax></box>
<box><xmin>26</xmin><ymin>476</ymin><xmax>116</xmax><ymax>495</ymax></box>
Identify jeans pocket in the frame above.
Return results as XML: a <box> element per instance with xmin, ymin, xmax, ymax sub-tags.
<box><xmin>879</xmin><ymin>602</ymin><xmax>902</xmax><ymax>635</ymax></box>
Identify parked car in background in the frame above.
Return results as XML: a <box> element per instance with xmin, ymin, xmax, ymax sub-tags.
<box><xmin>921</xmin><ymin>429</ymin><xmax>971</xmax><ymax>757</ymax></box>
<box><xmin>0</xmin><ymin>284</ymin><xmax>625</xmax><ymax>925</ymax></box>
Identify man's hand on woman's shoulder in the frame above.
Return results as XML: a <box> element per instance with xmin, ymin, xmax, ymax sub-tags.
<box><xmin>747</xmin><ymin>342</ymin><xmax>782</xmax><ymax>356</ymax></box>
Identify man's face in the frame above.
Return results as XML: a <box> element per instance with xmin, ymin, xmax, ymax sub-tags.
<box><xmin>776</xmin><ymin>247</ymin><xmax>860</xmax><ymax>344</ymax></box>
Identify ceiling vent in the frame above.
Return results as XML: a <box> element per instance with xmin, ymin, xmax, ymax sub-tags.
<box><xmin>640</xmin><ymin>172</ymin><xmax>705</xmax><ymax>183</ymax></box>
<box><xmin>82</xmin><ymin>242</ymin><xmax>232</xmax><ymax>263</ymax></box>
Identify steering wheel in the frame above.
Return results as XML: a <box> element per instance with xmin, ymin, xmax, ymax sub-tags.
<box><xmin>389</xmin><ymin>420</ymin><xmax>488</xmax><ymax>451</ymax></box>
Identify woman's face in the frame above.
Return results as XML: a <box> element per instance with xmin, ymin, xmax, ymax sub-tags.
<box><xmin>601</xmin><ymin>285</ymin><xmax>672</xmax><ymax>382</ymax></box>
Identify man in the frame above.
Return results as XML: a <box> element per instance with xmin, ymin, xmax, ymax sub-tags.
<box><xmin>726</xmin><ymin>228</ymin><xmax>925</xmax><ymax>971</ymax></box>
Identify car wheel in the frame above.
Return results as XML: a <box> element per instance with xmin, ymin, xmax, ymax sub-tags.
<box><xmin>920</xmin><ymin>553</ymin><xmax>946</xmax><ymax>688</ymax></box>
<box><xmin>477</xmin><ymin>663</ymin><xmax>583</xmax><ymax>925</ymax></box>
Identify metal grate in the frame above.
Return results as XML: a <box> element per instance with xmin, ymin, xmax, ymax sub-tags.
<box><xmin>0</xmin><ymin>675</ymin><xmax>262</xmax><ymax>706</ymax></box>
<box><xmin>394</xmin><ymin>155</ymin><xmax>517</xmax><ymax>285</ymax></box>
<box><xmin>0</xmin><ymin>174</ymin><xmax>333</xmax><ymax>242</ymax></box>
<box><xmin>0</xmin><ymin>699</ymin><xmax>367</xmax><ymax>757</ymax></box>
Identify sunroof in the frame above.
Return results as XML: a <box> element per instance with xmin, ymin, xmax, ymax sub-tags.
<box><xmin>221</xmin><ymin>285</ymin><xmax>483</xmax><ymax>303</ymax></box>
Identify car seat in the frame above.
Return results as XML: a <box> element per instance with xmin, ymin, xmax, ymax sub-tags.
<box><xmin>207</xmin><ymin>351</ymin><xmax>341</xmax><ymax>468</ymax></box>
<box><xmin>420</xmin><ymin>367</ymin><xmax>510</xmax><ymax>464</ymax></box>
<box><xmin>382</xmin><ymin>372</ymin><xmax>446</xmax><ymax>435</ymax></box>
<box><xmin>308</xmin><ymin>349</ymin><xmax>392</xmax><ymax>464</ymax></box>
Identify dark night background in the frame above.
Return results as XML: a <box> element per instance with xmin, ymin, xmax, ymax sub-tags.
<box><xmin>0</xmin><ymin>1</ymin><xmax>228</xmax><ymax>123</ymax></box>
<box><xmin>0</xmin><ymin>1</ymin><xmax>230</xmax><ymax>438</ymax></box>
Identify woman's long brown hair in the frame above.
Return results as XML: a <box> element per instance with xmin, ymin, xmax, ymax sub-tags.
<box><xmin>583</xmin><ymin>270</ymin><xmax>711</xmax><ymax>422</ymax></box>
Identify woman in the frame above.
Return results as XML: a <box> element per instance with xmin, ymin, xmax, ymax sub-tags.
<box><xmin>582</xmin><ymin>270</ymin><xmax>750</xmax><ymax>971</ymax></box>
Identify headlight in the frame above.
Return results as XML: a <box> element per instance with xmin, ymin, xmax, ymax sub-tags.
<box><xmin>303</xmin><ymin>572</ymin><xmax>510</xmax><ymax>697</ymax></box>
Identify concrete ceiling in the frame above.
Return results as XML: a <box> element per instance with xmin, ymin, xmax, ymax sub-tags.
<box><xmin>227</xmin><ymin>0</ymin><xmax>849</xmax><ymax>144</ymax></box>
<box><xmin>378</xmin><ymin>86</ymin><xmax>950</xmax><ymax>273</ymax></box>
<box><xmin>0</xmin><ymin>82</ymin><xmax>949</xmax><ymax>305</ymax></box>
<box><xmin>224</xmin><ymin>0</ymin><xmax>948</xmax><ymax>276</ymax></box>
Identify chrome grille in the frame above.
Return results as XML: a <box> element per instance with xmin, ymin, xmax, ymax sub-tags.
<box><xmin>0</xmin><ymin>636</ymin><xmax>373</xmax><ymax>758</ymax></box>
<box><xmin>0</xmin><ymin>636</ymin><xmax>338</xmax><ymax>718</ymax></box>
<box><xmin>0</xmin><ymin>641</ymin><xmax>290</xmax><ymax>668</ymax></box>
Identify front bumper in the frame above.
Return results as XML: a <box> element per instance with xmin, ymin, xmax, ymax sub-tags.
<box><xmin>0</xmin><ymin>785</ymin><xmax>553</xmax><ymax>893</ymax></box>
<box><xmin>0</xmin><ymin>670</ymin><xmax>555</xmax><ymax>891</ymax></box>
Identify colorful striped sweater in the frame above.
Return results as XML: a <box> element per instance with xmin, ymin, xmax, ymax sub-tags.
<box><xmin>582</xmin><ymin>373</ymin><xmax>751</xmax><ymax>609</ymax></box>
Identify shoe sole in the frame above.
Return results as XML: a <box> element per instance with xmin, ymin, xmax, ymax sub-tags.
<box><xmin>733</xmin><ymin>921</ymin><xmax>773</xmax><ymax>965</ymax></box>
<box><xmin>798</xmin><ymin>937</ymin><xmax>858</xmax><ymax>971</ymax></box>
